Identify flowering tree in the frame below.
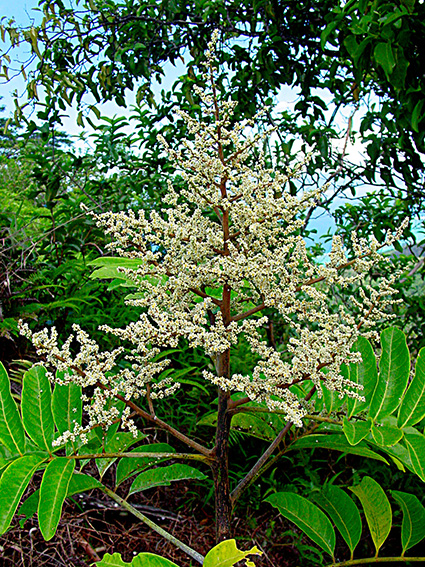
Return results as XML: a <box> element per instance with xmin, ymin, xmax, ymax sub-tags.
<box><xmin>13</xmin><ymin>32</ymin><xmax>412</xmax><ymax>558</ymax></box>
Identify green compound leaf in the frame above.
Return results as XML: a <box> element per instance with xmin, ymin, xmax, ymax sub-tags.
<box><xmin>68</xmin><ymin>471</ymin><xmax>104</xmax><ymax>494</ymax></box>
<box><xmin>198</xmin><ymin>411</ymin><xmax>278</xmax><ymax>441</ymax></box>
<box><xmin>96</xmin><ymin>432</ymin><xmax>145</xmax><ymax>477</ymax></box>
<box><xmin>0</xmin><ymin>453</ymin><xmax>47</xmax><ymax>534</ymax></box>
<box><xmin>371</xmin><ymin>423</ymin><xmax>403</xmax><ymax>447</ymax></box>
<box><xmin>369</xmin><ymin>328</ymin><xmax>410</xmax><ymax>422</ymax></box>
<box><xmin>374</xmin><ymin>42</ymin><xmax>396</xmax><ymax>78</ymax></box>
<box><xmin>290</xmin><ymin>434</ymin><xmax>389</xmax><ymax>464</ymax></box>
<box><xmin>38</xmin><ymin>457</ymin><xmax>75</xmax><ymax>540</ymax></box>
<box><xmin>398</xmin><ymin>348</ymin><xmax>425</xmax><ymax>428</ymax></box>
<box><xmin>343</xmin><ymin>418</ymin><xmax>371</xmax><ymax>446</ymax></box>
<box><xmin>52</xmin><ymin>375</ymin><xmax>82</xmax><ymax>436</ymax></box>
<box><xmin>0</xmin><ymin>361</ymin><xmax>26</xmax><ymax>456</ymax></box>
<box><xmin>22</xmin><ymin>366</ymin><xmax>55</xmax><ymax>452</ymax></box>
<box><xmin>203</xmin><ymin>539</ymin><xmax>262</xmax><ymax>567</ymax></box>
<box><xmin>346</xmin><ymin>336</ymin><xmax>378</xmax><ymax>418</ymax></box>
<box><xmin>392</xmin><ymin>490</ymin><xmax>425</xmax><ymax>554</ymax></box>
<box><xmin>116</xmin><ymin>443</ymin><xmax>175</xmax><ymax>486</ymax></box>
<box><xmin>349</xmin><ymin>476</ymin><xmax>392</xmax><ymax>555</ymax></box>
<box><xmin>404</xmin><ymin>432</ymin><xmax>425</xmax><ymax>482</ymax></box>
<box><xmin>312</xmin><ymin>485</ymin><xmax>362</xmax><ymax>556</ymax></box>
<box><xmin>265</xmin><ymin>492</ymin><xmax>335</xmax><ymax>559</ymax></box>
<box><xmin>19</xmin><ymin>471</ymin><xmax>104</xmax><ymax>527</ymax></box>
<box><xmin>129</xmin><ymin>464</ymin><xmax>207</xmax><ymax>495</ymax></box>
<box><xmin>97</xmin><ymin>551</ymin><xmax>180</xmax><ymax>566</ymax></box>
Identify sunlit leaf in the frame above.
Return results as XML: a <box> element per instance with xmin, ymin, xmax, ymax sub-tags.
<box><xmin>349</xmin><ymin>476</ymin><xmax>391</xmax><ymax>555</ymax></box>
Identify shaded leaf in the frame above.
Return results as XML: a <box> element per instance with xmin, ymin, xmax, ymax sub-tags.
<box><xmin>265</xmin><ymin>492</ymin><xmax>335</xmax><ymax>558</ymax></box>
<box><xmin>129</xmin><ymin>464</ymin><xmax>207</xmax><ymax>495</ymax></box>
<box><xmin>198</xmin><ymin>411</ymin><xmax>279</xmax><ymax>441</ymax></box>
<box><xmin>116</xmin><ymin>443</ymin><xmax>175</xmax><ymax>486</ymax></box>
<box><xmin>96</xmin><ymin>432</ymin><xmax>145</xmax><ymax>477</ymax></box>
<box><xmin>312</xmin><ymin>485</ymin><xmax>361</xmax><ymax>556</ymax></box>
<box><xmin>374</xmin><ymin>43</ymin><xmax>396</xmax><ymax>77</ymax></box>
<box><xmin>404</xmin><ymin>433</ymin><xmax>425</xmax><ymax>482</ymax></box>
<box><xmin>290</xmin><ymin>434</ymin><xmax>389</xmax><ymax>464</ymax></box>
<box><xmin>392</xmin><ymin>490</ymin><xmax>425</xmax><ymax>553</ymax></box>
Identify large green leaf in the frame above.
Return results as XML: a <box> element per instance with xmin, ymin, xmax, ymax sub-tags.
<box><xmin>96</xmin><ymin>432</ymin><xmax>145</xmax><ymax>477</ymax></box>
<box><xmin>404</xmin><ymin>433</ymin><xmax>425</xmax><ymax>482</ymax></box>
<box><xmin>198</xmin><ymin>411</ymin><xmax>278</xmax><ymax>441</ymax></box>
<box><xmin>0</xmin><ymin>361</ymin><xmax>26</xmax><ymax>456</ymax></box>
<box><xmin>398</xmin><ymin>348</ymin><xmax>425</xmax><ymax>428</ymax></box>
<box><xmin>290</xmin><ymin>434</ymin><xmax>389</xmax><ymax>464</ymax></box>
<box><xmin>129</xmin><ymin>464</ymin><xmax>207</xmax><ymax>495</ymax></box>
<box><xmin>0</xmin><ymin>453</ymin><xmax>47</xmax><ymax>533</ymax></box>
<box><xmin>116</xmin><ymin>443</ymin><xmax>175</xmax><ymax>486</ymax></box>
<box><xmin>68</xmin><ymin>471</ymin><xmax>104</xmax><ymax>495</ymax></box>
<box><xmin>18</xmin><ymin>471</ymin><xmax>104</xmax><ymax>527</ymax></box>
<box><xmin>22</xmin><ymin>366</ymin><xmax>55</xmax><ymax>452</ymax></box>
<box><xmin>52</xmin><ymin>376</ymin><xmax>82</xmax><ymax>436</ymax></box>
<box><xmin>97</xmin><ymin>552</ymin><xmax>180</xmax><ymax>566</ymax></box>
<box><xmin>346</xmin><ymin>337</ymin><xmax>378</xmax><ymax>418</ymax></box>
<box><xmin>392</xmin><ymin>491</ymin><xmax>425</xmax><ymax>553</ymax></box>
<box><xmin>374</xmin><ymin>42</ymin><xmax>396</xmax><ymax>77</ymax></box>
<box><xmin>349</xmin><ymin>477</ymin><xmax>392</xmax><ymax>555</ymax></box>
<box><xmin>203</xmin><ymin>539</ymin><xmax>262</xmax><ymax>567</ymax></box>
<box><xmin>370</xmin><ymin>423</ymin><xmax>403</xmax><ymax>447</ymax></box>
<box><xmin>369</xmin><ymin>328</ymin><xmax>410</xmax><ymax>421</ymax></box>
<box><xmin>265</xmin><ymin>492</ymin><xmax>335</xmax><ymax>558</ymax></box>
<box><xmin>312</xmin><ymin>485</ymin><xmax>362</xmax><ymax>556</ymax></box>
<box><xmin>343</xmin><ymin>418</ymin><xmax>371</xmax><ymax>446</ymax></box>
<box><xmin>38</xmin><ymin>457</ymin><xmax>75</xmax><ymax>540</ymax></box>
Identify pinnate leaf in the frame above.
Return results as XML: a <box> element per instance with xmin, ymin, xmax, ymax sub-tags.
<box><xmin>404</xmin><ymin>432</ymin><xmax>425</xmax><ymax>482</ymax></box>
<box><xmin>349</xmin><ymin>476</ymin><xmax>391</xmax><ymax>555</ymax></box>
<box><xmin>369</xmin><ymin>328</ymin><xmax>410</xmax><ymax>421</ymax></box>
<box><xmin>343</xmin><ymin>418</ymin><xmax>371</xmax><ymax>446</ymax></box>
<box><xmin>265</xmin><ymin>492</ymin><xmax>335</xmax><ymax>558</ymax></box>
<box><xmin>398</xmin><ymin>348</ymin><xmax>425</xmax><ymax>428</ymax></box>
<box><xmin>392</xmin><ymin>490</ymin><xmax>425</xmax><ymax>553</ymax></box>
<box><xmin>129</xmin><ymin>464</ymin><xmax>207</xmax><ymax>495</ymax></box>
<box><xmin>116</xmin><ymin>443</ymin><xmax>175</xmax><ymax>486</ymax></box>
<box><xmin>346</xmin><ymin>337</ymin><xmax>377</xmax><ymax>418</ymax></box>
<box><xmin>0</xmin><ymin>361</ymin><xmax>26</xmax><ymax>456</ymax></box>
<box><xmin>291</xmin><ymin>434</ymin><xmax>389</xmax><ymax>464</ymax></box>
<box><xmin>312</xmin><ymin>485</ymin><xmax>361</xmax><ymax>556</ymax></box>
<box><xmin>52</xmin><ymin>376</ymin><xmax>82</xmax><ymax>435</ymax></box>
<box><xmin>0</xmin><ymin>454</ymin><xmax>47</xmax><ymax>533</ymax></box>
<box><xmin>22</xmin><ymin>366</ymin><xmax>55</xmax><ymax>451</ymax></box>
<box><xmin>38</xmin><ymin>457</ymin><xmax>75</xmax><ymax>540</ymax></box>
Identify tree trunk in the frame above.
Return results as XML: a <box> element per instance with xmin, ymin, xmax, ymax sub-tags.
<box><xmin>212</xmin><ymin>384</ymin><xmax>232</xmax><ymax>542</ymax></box>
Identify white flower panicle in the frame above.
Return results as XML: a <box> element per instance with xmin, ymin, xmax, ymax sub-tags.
<box><xmin>20</xmin><ymin>32</ymin><xmax>405</xmax><ymax>435</ymax></box>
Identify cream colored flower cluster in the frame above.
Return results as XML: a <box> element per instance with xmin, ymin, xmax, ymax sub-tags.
<box><xmin>20</xmin><ymin>31</ymin><xmax>406</xmax><ymax>434</ymax></box>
